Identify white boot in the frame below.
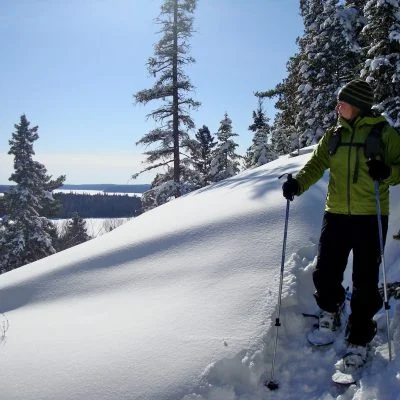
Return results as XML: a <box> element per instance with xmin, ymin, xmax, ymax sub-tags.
<box><xmin>307</xmin><ymin>309</ymin><xmax>342</xmax><ymax>346</ymax></box>
<box><xmin>336</xmin><ymin>344</ymin><xmax>367</xmax><ymax>373</ymax></box>
<box><xmin>319</xmin><ymin>310</ymin><xmax>340</xmax><ymax>331</ymax></box>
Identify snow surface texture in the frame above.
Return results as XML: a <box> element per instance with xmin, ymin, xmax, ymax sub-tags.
<box><xmin>0</xmin><ymin>146</ymin><xmax>400</xmax><ymax>400</ymax></box>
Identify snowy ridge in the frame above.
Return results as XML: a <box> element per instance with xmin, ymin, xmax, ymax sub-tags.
<box><xmin>0</xmin><ymin>147</ymin><xmax>400</xmax><ymax>400</ymax></box>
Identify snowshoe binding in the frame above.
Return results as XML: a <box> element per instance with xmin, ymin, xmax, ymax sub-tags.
<box><xmin>332</xmin><ymin>344</ymin><xmax>367</xmax><ymax>385</ymax></box>
<box><xmin>307</xmin><ymin>306</ymin><xmax>343</xmax><ymax>346</ymax></box>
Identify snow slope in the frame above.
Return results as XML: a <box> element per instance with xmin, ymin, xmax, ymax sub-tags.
<box><xmin>0</xmin><ymin>147</ymin><xmax>400</xmax><ymax>400</ymax></box>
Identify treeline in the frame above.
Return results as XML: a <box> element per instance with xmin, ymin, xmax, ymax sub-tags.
<box><xmin>53</xmin><ymin>192</ymin><xmax>141</xmax><ymax>218</ymax></box>
<box><xmin>60</xmin><ymin>184</ymin><xmax>150</xmax><ymax>193</ymax></box>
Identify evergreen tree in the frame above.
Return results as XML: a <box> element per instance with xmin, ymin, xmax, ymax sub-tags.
<box><xmin>189</xmin><ymin>125</ymin><xmax>217</xmax><ymax>186</ymax></box>
<box><xmin>209</xmin><ymin>113</ymin><xmax>241</xmax><ymax>182</ymax></box>
<box><xmin>244</xmin><ymin>98</ymin><xmax>277</xmax><ymax>168</ymax></box>
<box><xmin>345</xmin><ymin>0</ymin><xmax>368</xmax><ymax>8</ymax></box>
<box><xmin>294</xmin><ymin>0</ymin><xmax>324</xmax><ymax>145</ymax></box>
<box><xmin>140</xmin><ymin>160</ymin><xmax>201</xmax><ymax>211</ymax></box>
<box><xmin>0</xmin><ymin>115</ymin><xmax>65</xmax><ymax>273</ymax></box>
<box><xmin>57</xmin><ymin>212</ymin><xmax>91</xmax><ymax>251</ymax></box>
<box><xmin>139</xmin><ymin>169</ymin><xmax>172</xmax><ymax>211</ymax></box>
<box><xmin>361</xmin><ymin>0</ymin><xmax>400</xmax><ymax>127</ymax></box>
<box><xmin>42</xmin><ymin>175</ymin><xmax>67</xmax><ymax>217</ymax></box>
<box><xmin>259</xmin><ymin>0</ymin><xmax>325</xmax><ymax>151</ymax></box>
<box><xmin>259</xmin><ymin>1</ymin><xmax>368</xmax><ymax>154</ymax></box>
<box><xmin>258</xmin><ymin>54</ymin><xmax>303</xmax><ymax>155</ymax></box>
<box><xmin>271</xmin><ymin>119</ymin><xmax>297</xmax><ymax>156</ymax></box>
<box><xmin>295</xmin><ymin>0</ymin><xmax>363</xmax><ymax>145</ymax></box>
<box><xmin>133</xmin><ymin>0</ymin><xmax>200</xmax><ymax>207</ymax></box>
<box><xmin>343</xmin><ymin>1</ymin><xmax>367</xmax><ymax>50</ymax></box>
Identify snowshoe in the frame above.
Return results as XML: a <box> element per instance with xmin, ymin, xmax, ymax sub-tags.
<box><xmin>307</xmin><ymin>307</ymin><xmax>343</xmax><ymax>346</ymax></box>
<box><xmin>332</xmin><ymin>344</ymin><xmax>367</xmax><ymax>385</ymax></box>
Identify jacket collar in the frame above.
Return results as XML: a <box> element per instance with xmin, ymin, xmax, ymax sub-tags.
<box><xmin>337</xmin><ymin>114</ymin><xmax>386</xmax><ymax>131</ymax></box>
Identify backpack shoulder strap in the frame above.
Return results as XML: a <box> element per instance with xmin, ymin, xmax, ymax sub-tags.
<box><xmin>327</xmin><ymin>126</ymin><xmax>343</xmax><ymax>156</ymax></box>
<box><xmin>328</xmin><ymin>121</ymin><xmax>387</xmax><ymax>158</ymax></box>
<box><xmin>364</xmin><ymin>121</ymin><xmax>387</xmax><ymax>159</ymax></box>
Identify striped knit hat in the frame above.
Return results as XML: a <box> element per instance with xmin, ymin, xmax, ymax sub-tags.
<box><xmin>338</xmin><ymin>79</ymin><xmax>374</xmax><ymax>111</ymax></box>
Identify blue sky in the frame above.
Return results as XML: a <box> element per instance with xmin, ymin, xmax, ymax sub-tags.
<box><xmin>0</xmin><ymin>0</ymin><xmax>303</xmax><ymax>184</ymax></box>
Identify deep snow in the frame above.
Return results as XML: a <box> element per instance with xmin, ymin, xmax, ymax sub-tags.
<box><xmin>0</xmin><ymin>147</ymin><xmax>400</xmax><ymax>400</ymax></box>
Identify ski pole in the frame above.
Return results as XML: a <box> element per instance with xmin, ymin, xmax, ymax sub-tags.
<box><xmin>374</xmin><ymin>180</ymin><xmax>392</xmax><ymax>361</ymax></box>
<box><xmin>266</xmin><ymin>173</ymin><xmax>292</xmax><ymax>391</ymax></box>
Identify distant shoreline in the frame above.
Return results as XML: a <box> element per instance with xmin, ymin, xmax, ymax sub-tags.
<box><xmin>0</xmin><ymin>183</ymin><xmax>150</xmax><ymax>194</ymax></box>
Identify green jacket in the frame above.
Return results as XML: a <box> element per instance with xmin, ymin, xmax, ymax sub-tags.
<box><xmin>296</xmin><ymin>115</ymin><xmax>400</xmax><ymax>215</ymax></box>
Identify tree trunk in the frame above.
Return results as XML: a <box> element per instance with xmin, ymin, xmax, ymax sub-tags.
<box><xmin>172</xmin><ymin>0</ymin><xmax>181</xmax><ymax>197</ymax></box>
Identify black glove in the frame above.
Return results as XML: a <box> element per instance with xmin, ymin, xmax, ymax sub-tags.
<box><xmin>366</xmin><ymin>159</ymin><xmax>390</xmax><ymax>181</ymax></box>
<box><xmin>282</xmin><ymin>178</ymin><xmax>299</xmax><ymax>201</ymax></box>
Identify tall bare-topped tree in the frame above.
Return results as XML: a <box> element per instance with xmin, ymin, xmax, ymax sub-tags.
<box><xmin>134</xmin><ymin>0</ymin><xmax>200</xmax><ymax>207</ymax></box>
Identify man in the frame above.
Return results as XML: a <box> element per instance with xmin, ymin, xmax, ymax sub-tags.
<box><xmin>282</xmin><ymin>79</ymin><xmax>400</xmax><ymax>371</ymax></box>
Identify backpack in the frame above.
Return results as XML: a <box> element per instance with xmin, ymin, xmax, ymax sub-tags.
<box><xmin>328</xmin><ymin>121</ymin><xmax>387</xmax><ymax>159</ymax></box>
<box><xmin>327</xmin><ymin>121</ymin><xmax>387</xmax><ymax>183</ymax></box>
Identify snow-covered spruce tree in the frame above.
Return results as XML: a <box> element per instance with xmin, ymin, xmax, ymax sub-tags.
<box><xmin>271</xmin><ymin>123</ymin><xmax>295</xmax><ymax>156</ymax></box>
<box><xmin>261</xmin><ymin>1</ymin><xmax>322</xmax><ymax>153</ymax></box>
<box><xmin>133</xmin><ymin>0</ymin><xmax>200</xmax><ymax>208</ymax></box>
<box><xmin>296</xmin><ymin>0</ymin><xmax>365</xmax><ymax>146</ymax></box>
<box><xmin>0</xmin><ymin>115</ymin><xmax>65</xmax><ymax>273</ymax></box>
<box><xmin>361</xmin><ymin>0</ymin><xmax>400</xmax><ymax>127</ymax></box>
<box><xmin>258</xmin><ymin>53</ymin><xmax>303</xmax><ymax>155</ymax></box>
<box><xmin>188</xmin><ymin>125</ymin><xmax>217</xmax><ymax>187</ymax></box>
<box><xmin>140</xmin><ymin>162</ymin><xmax>200</xmax><ymax>211</ymax></box>
<box><xmin>295</xmin><ymin>0</ymin><xmax>324</xmax><ymax>146</ymax></box>
<box><xmin>345</xmin><ymin>0</ymin><xmax>369</xmax><ymax>8</ymax></box>
<box><xmin>140</xmin><ymin>172</ymin><xmax>173</xmax><ymax>211</ymax></box>
<box><xmin>209</xmin><ymin>113</ymin><xmax>241</xmax><ymax>182</ymax></box>
<box><xmin>244</xmin><ymin>98</ymin><xmax>277</xmax><ymax>168</ymax></box>
<box><xmin>57</xmin><ymin>212</ymin><xmax>91</xmax><ymax>251</ymax></box>
<box><xmin>343</xmin><ymin>0</ymin><xmax>368</xmax><ymax>48</ymax></box>
<box><xmin>260</xmin><ymin>0</ymin><xmax>366</xmax><ymax>154</ymax></box>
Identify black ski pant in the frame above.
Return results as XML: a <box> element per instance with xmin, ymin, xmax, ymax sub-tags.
<box><xmin>313</xmin><ymin>212</ymin><xmax>387</xmax><ymax>346</ymax></box>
